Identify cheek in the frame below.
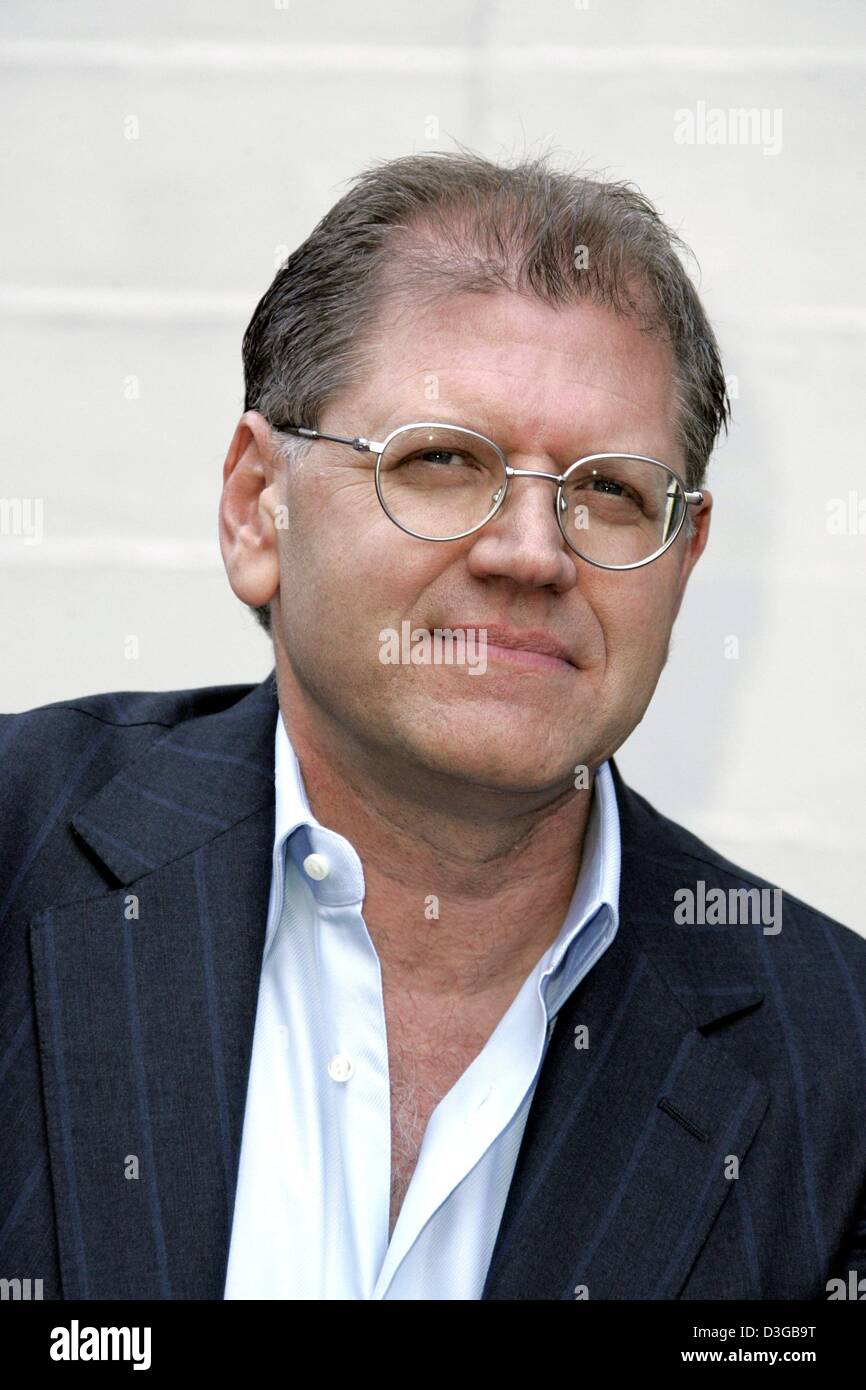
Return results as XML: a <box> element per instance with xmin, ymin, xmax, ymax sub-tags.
<box><xmin>285</xmin><ymin>458</ymin><xmax>383</xmax><ymax>535</ymax></box>
<box><xmin>584</xmin><ymin>573</ymin><xmax>677</xmax><ymax>674</ymax></box>
<box><xmin>278</xmin><ymin>495</ymin><xmax>450</xmax><ymax>651</ymax></box>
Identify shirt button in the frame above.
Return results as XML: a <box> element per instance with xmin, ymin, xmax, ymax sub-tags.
<box><xmin>303</xmin><ymin>852</ymin><xmax>330</xmax><ymax>880</ymax></box>
<box><xmin>327</xmin><ymin>1054</ymin><xmax>354</xmax><ymax>1082</ymax></box>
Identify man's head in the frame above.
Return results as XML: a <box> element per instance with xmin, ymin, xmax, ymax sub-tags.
<box><xmin>219</xmin><ymin>149</ymin><xmax>729</xmax><ymax>795</ymax></box>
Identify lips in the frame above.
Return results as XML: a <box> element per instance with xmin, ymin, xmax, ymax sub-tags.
<box><xmin>435</xmin><ymin>623</ymin><xmax>576</xmax><ymax>667</ymax></box>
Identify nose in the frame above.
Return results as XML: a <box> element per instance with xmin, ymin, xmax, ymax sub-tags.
<box><xmin>464</xmin><ymin>465</ymin><xmax>579</xmax><ymax>592</ymax></box>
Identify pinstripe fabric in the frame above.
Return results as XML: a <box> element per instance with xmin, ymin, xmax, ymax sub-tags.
<box><xmin>1</xmin><ymin>668</ymin><xmax>865</xmax><ymax>1300</ymax></box>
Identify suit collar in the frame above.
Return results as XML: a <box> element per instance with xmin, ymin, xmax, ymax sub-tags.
<box><xmin>609</xmin><ymin>757</ymin><xmax>766</xmax><ymax>1030</ymax></box>
<box><xmin>69</xmin><ymin>669</ymin><xmax>279</xmax><ymax>886</ymax></box>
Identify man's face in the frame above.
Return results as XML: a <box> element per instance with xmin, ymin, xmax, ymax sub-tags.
<box><xmin>256</xmin><ymin>290</ymin><xmax>709</xmax><ymax>793</ymax></box>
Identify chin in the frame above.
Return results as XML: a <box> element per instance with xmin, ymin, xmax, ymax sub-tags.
<box><xmin>407</xmin><ymin>723</ymin><xmax>579</xmax><ymax>793</ymax></box>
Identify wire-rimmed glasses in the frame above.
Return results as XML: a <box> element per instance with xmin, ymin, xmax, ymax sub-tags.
<box><xmin>278</xmin><ymin>419</ymin><xmax>703</xmax><ymax>570</ymax></box>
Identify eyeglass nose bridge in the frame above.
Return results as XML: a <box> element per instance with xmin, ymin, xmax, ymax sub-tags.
<box><xmin>491</xmin><ymin>463</ymin><xmax>609</xmax><ymax>552</ymax></box>
<box><xmin>495</xmin><ymin>464</ymin><xmax>574</xmax><ymax>526</ymax></box>
<box><xmin>504</xmin><ymin>464</ymin><xmax>566</xmax><ymax>484</ymax></box>
<box><xmin>493</xmin><ymin>463</ymin><xmax>606</xmax><ymax>540</ymax></box>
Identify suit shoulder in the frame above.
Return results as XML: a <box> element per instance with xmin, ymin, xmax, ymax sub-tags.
<box><xmin>2</xmin><ymin>679</ymin><xmax>259</xmax><ymax>730</ymax></box>
<box><xmin>620</xmin><ymin>777</ymin><xmax>866</xmax><ymax>965</ymax></box>
<box><xmin>0</xmin><ymin>680</ymin><xmax>261</xmax><ymax>804</ymax></box>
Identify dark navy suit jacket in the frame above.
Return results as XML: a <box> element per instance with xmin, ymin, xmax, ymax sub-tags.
<box><xmin>2</xmin><ymin>670</ymin><xmax>865</xmax><ymax>1300</ymax></box>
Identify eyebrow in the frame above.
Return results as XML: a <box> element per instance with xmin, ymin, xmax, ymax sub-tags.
<box><xmin>372</xmin><ymin>412</ymin><xmax>655</xmax><ymax>464</ymax></box>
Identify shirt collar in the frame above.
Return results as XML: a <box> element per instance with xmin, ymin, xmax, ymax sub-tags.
<box><xmin>268</xmin><ymin>711</ymin><xmax>620</xmax><ymax>990</ymax></box>
<box><xmin>265</xmin><ymin>712</ymin><xmax>366</xmax><ymax>959</ymax></box>
<box><xmin>536</xmin><ymin>756</ymin><xmax>620</xmax><ymax>1018</ymax></box>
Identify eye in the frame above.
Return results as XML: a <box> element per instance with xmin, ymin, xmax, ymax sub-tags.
<box><xmin>396</xmin><ymin>448</ymin><xmax>484</xmax><ymax>473</ymax></box>
<box><xmin>417</xmin><ymin>450</ymin><xmax>461</xmax><ymax>465</ymax></box>
<box><xmin>572</xmin><ymin>473</ymin><xmax>642</xmax><ymax>506</ymax></box>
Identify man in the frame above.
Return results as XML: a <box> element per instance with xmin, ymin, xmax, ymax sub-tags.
<box><xmin>2</xmin><ymin>151</ymin><xmax>865</xmax><ymax>1301</ymax></box>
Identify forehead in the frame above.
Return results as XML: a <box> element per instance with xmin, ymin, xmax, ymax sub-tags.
<box><xmin>341</xmin><ymin>289</ymin><xmax>679</xmax><ymax>457</ymax></box>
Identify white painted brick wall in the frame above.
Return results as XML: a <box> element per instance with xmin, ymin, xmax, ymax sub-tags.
<box><xmin>1</xmin><ymin>1</ymin><xmax>863</xmax><ymax>932</ymax></box>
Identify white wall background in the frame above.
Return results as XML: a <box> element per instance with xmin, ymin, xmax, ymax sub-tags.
<box><xmin>1</xmin><ymin>1</ymin><xmax>864</xmax><ymax>933</ymax></box>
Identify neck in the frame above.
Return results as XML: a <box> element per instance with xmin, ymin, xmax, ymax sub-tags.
<box><xmin>274</xmin><ymin>661</ymin><xmax>598</xmax><ymax>1004</ymax></box>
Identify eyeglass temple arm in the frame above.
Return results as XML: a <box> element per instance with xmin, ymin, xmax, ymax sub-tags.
<box><xmin>664</xmin><ymin>475</ymin><xmax>703</xmax><ymax>507</ymax></box>
<box><xmin>280</xmin><ymin>423</ymin><xmax>376</xmax><ymax>454</ymax></box>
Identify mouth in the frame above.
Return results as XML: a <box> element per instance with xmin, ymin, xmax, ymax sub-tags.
<box><xmin>435</xmin><ymin>623</ymin><xmax>577</xmax><ymax>671</ymax></box>
<box><xmin>484</xmin><ymin>643</ymin><xmax>574</xmax><ymax>672</ymax></box>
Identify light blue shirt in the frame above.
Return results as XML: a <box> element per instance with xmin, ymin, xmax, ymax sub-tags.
<box><xmin>223</xmin><ymin>712</ymin><xmax>621</xmax><ymax>1300</ymax></box>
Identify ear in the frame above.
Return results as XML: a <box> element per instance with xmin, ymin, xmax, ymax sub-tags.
<box><xmin>218</xmin><ymin>410</ymin><xmax>283</xmax><ymax>611</ymax></box>
<box><xmin>671</xmin><ymin>488</ymin><xmax>712</xmax><ymax>623</ymax></box>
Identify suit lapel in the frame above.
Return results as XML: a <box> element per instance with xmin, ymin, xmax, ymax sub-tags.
<box><xmin>482</xmin><ymin>760</ymin><xmax>771</xmax><ymax>1300</ymax></box>
<box><xmin>29</xmin><ymin>672</ymin><xmax>280</xmax><ymax>1299</ymax></box>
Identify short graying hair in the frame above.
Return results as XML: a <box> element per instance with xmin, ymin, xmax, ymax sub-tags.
<box><xmin>242</xmin><ymin>146</ymin><xmax>731</xmax><ymax>636</ymax></box>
